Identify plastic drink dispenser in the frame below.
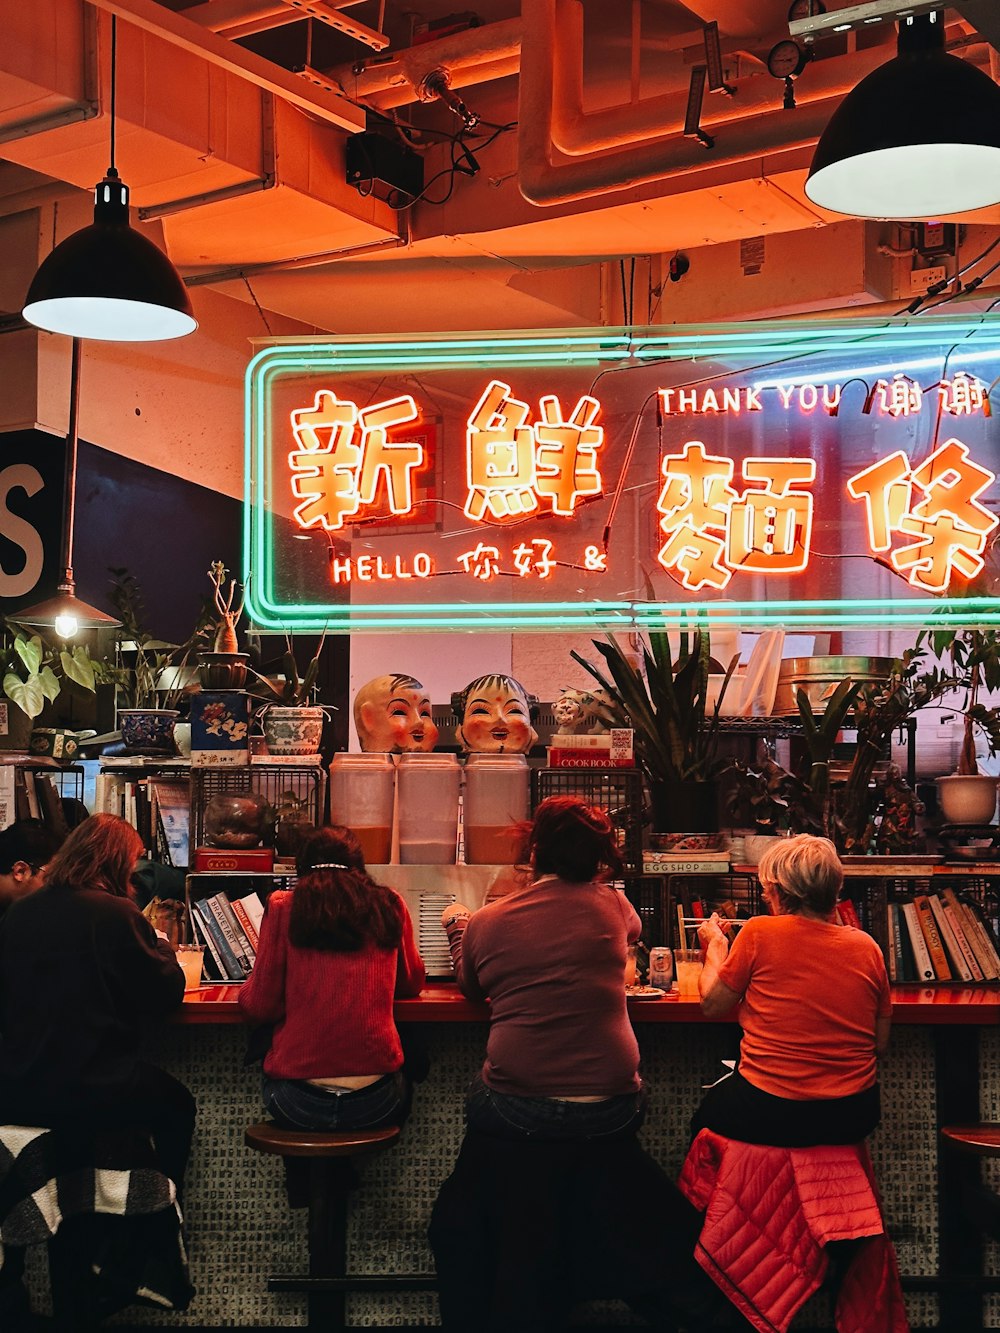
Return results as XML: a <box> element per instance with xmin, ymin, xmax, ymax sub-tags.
<box><xmin>329</xmin><ymin>754</ymin><xmax>394</xmax><ymax>865</ymax></box>
<box><xmin>398</xmin><ymin>753</ymin><xmax>461</xmax><ymax>864</ymax></box>
<box><xmin>463</xmin><ymin>754</ymin><xmax>530</xmax><ymax>864</ymax></box>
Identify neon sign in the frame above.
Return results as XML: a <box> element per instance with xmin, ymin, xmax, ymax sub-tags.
<box><xmin>245</xmin><ymin>321</ymin><xmax>1000</xmax><ymax>632</ymax></box>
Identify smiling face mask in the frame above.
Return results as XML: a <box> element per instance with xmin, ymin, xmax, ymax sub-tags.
<box><xmin>354</xmin><ymin>674</ymin><xmax>439</xmax><ymax>753</ymax></box>
<box><xmin>454</xmin><ymin>674</ymin><xmax>538</xmax><ymax>754</ymax></box>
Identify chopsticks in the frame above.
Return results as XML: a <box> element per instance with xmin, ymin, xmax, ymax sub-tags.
<box><xmin>680</xmin><ymin>916</ymin><xmax>747</xmax><ymax>927</ymax></box>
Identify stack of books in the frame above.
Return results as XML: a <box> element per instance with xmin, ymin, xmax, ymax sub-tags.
<box><xmin>546</xmin><ymin>729</ymin><xmax>634</xmax><ymax>768</ymax></box>
<box><xmin>888</xmin><ymin>890</ymin><xmax>1000</xmax><ymax>983</ymax></box>
<box><xmin>190</xmin><ymin>890</ymin><xmax>265</xmax><ymax>982</ymax></box>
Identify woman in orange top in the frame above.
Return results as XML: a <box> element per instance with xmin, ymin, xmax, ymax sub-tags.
<box><xmin>694</xmin><ymin>834</ymin><xmax>891</xmax><ymax>1147</ymax></box>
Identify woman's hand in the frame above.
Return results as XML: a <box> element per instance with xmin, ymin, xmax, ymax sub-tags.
<box><xmin>441</xmin><ymin>903</ymin><xmax>473</xmax><ymax>929</ymax></box>
<box><xmin>697</xmin><ymin>913</ymin><xmax>730</xmax><ymax>949</ymax></box>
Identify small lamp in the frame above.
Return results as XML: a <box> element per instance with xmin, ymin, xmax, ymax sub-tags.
<box><xmin>805</xmin><ymin>11</ymin><xmax>1000</xmax><ymax>219</ymax></box>
<box><xmin>11</xmin><ymin>340</ymin><xmax>121</xmax><ymax>640</ymax></box>
<box><xmin>21</xmin><ymin>17</ymin><xmax>196</xmax><ymax>342</ymax></box>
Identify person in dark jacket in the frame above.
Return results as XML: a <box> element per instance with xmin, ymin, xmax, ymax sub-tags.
<box><xmin>0</xmin><ymin>813</ymin><xmax>194</xmax><ymax>1188</ymax></box>
<box><xmin>0</xmin><ymin>819</ymin><xmax>62</xmax><ymax>919</ymax></box>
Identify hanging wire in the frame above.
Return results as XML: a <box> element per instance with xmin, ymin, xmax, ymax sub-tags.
<box><xmin>110</xmin><ymin>15</ymin><xmax>117</xmax><ymax>173</ymax></box>
<box><xmin>243</xmin><ymin>276</ymin><xmax>274</xmax><ymax>335</ymax></box>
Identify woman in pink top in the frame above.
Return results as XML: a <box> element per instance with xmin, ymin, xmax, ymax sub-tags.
<box><xmin>694</xmin><ymin>834</ymin><xmax>891</xmax><ymax>1147</ymax></box>
<box><xmin>442</xmin><ymin>796</ymin><xmax>645</xmax><ymax>1141</ymax></box>
<box><xmin>239</xmin><ymin>825</ymin><xmax>426</xmax><ymax>1130</ymax></box>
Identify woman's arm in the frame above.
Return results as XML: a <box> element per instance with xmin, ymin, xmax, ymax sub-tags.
<box><xmin>238</xmin><ymin>893</ymin><xmax>288</xmax><ymax>1023</ymax></box>
<box><xmin>395</xmin><ymin>895</ymin><xmax>426</xmax><ymax>996</ymax></box>
<box><xmin>697</xmin><ymin>914</ymin><xmax>741</xmax><ymax>1018</ymax></box>
<box><xmin>441</xmin><ymin>903</ymin><xmax>487</xmax><ymax>1001</ymax></box>
<box><xmin>875</xmin><ymin>1014</ymin><xmax>891</xmax><ymax>1056</ymax></box>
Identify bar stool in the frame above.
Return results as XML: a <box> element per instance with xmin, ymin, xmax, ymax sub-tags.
<box><xmin>940</xmin><ymin>1123</ymin><xmax>1000</xmax><ymax>1240</ymax></box>
<box><xmin>244</xmin><ymin>1121</ymin><xmax>436</xmax><ymax>1329</ymax></box>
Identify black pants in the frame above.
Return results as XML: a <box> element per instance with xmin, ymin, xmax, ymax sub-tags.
<box><xmin>690</xmin><ymin>1071</ymin><xmax>881</xmax><ymax>1147</ymax></box>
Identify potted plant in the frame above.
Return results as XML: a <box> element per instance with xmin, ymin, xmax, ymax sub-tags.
<box><xmin>199</xmin><ymin>561</ymin><xmax>250</xmax><ymax>689</ymax></box>
<box><xmin>108</xmin><ymin>567</ymin><xmax>213</xmax><ymax>755</ymax></box>
<box><xmin>0</xmin><ymin>626</ymin><xmax>104</xmax><ymax>751</ymax></box>
<box><xmin>925</xmin><ymin>623</ymin><xmax>1000</xmax><ymax>825</ymax></box>
<box><xmin>247</xmin><ymin>631</ymin><xmax>329</xmax><ymax>756</ymax></box>
<box><xmin>571</xmin><ymin>621</ymin><xmax>738</xmax><ymax>833</ymax></box>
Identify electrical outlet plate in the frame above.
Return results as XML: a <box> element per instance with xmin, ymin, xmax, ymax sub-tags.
<box><xmin>910</xmin><ymin>265</ymin><xmax>946</xmax><ymax>295</ymax></box>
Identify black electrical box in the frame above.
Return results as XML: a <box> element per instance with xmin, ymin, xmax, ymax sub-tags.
<box><xmin>346</xmin><ymin>132</ymin><xmax>423</xmax><ymax>203</ymax></box>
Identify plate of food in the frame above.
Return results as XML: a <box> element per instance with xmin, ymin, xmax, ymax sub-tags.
<box><xmin>625</xmin><ymin>985</ymin><xmax>666</xmax><ymax>1000</ymax></box>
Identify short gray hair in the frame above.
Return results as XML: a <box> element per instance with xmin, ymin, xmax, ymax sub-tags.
<box><xmin>757</xmin><ymin>834</ymin><xmax>843</xmax><ymax>916</ymax></box>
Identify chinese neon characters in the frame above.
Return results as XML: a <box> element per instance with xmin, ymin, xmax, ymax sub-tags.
<box><xmin>655</xmin><ymin>442</ymin><xmax>814</xmax><ymax>592</ymax></box>
<box><xmin>464</xmin><ymin>381</ymin><xmax>604</xmax><ymax>523</ymax></box>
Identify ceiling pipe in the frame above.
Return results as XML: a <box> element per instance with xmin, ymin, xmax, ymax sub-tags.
<box><xmin>550</xmin><ymin>0</ymin><xmax>890</xmax><ymax>157</ymax></box>
<box><xmin>327</xmin><ymin>17</ymin><xmax>521</xmax><ymax>110</ymax></box>
<box><xmin>518</xmin><ymin>0</ymin><xmax>845</xmax><ymax>208</ymax></box>
<box><xmin>86</xmin><ymin>0</ymin><xmax>365</xmax><ymax>131</ymax></box>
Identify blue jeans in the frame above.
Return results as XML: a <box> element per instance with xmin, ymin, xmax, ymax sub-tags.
<box><xmin>263</xmin><ymin>1072</ymin><xmax>411</xmax><ymax>1131</ymax></box>
<box><xmin>465</xmin><ymin>1073</ymin><xmax>647</xmax><ymax>1143</ymax></box>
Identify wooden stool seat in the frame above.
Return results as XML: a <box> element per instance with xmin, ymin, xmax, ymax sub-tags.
<box><xmin>941</xmin><ymin>1124</ymin><xmax>1000</xmax><ymax>1157</ymax></box>
<box><xmin>245</xmin><ymin>1122</ymin><xmax>400</xmax><ymax>1159</ymax></box>
<box><xmin>244</xmin><ymin>1120</ymin><xmax>433</xmax><ymax>1328</ymax></box>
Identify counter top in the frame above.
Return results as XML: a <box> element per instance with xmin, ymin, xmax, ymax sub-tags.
<box><xmin>177</xmin><ymin>981</ymin><xmax>1000</xmax><ymax>1026</ymax></box>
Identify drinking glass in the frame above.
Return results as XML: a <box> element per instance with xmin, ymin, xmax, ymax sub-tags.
<box><xmin>674</xmin><ymin>948</ymin><xmax>703</xmax><ymax>997</ymax></box>
<box><xmin>177</xmin><ymin>944</ymin><xmax>205</xmax><ymax>990</ymax></box>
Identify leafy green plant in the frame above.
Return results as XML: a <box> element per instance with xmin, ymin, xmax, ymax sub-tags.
<box><xmin>247</xmin><ymin>631</ymin><xmax>327</xmax><ymax>708</ymax></box>
<box><xmin>108</xmin><ymin>567</ymin><xmax>213</xmax><ymax>710</ymax></box>
<box><xmin>0</xmin><ymin>629</ymin><xmax>100</xmax><ymax>720</ymax></box>
<box><xmin>570</xmin><ymin>624</ymin><xmax>738</xmax><ymax>785</ymax></box>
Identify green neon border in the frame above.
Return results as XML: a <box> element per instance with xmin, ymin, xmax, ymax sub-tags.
<box><xmin>244</xmin><ymin>320</ymin><xmax>1000</xmax><ymax>633</ymax></box>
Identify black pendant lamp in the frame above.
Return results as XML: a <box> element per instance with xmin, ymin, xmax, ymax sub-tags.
<box><xmin>805</xmin><ymin>10</ymin><xmax>1000</xmax><ymax>220</ymax></box>
<box><xmin>22</xmin><ymin>17</ymin><xmax>196</xmax><ymax>342</ymax></box>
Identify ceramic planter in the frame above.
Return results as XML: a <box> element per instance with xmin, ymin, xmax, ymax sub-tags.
<box><xmin>937</xmin><ymin>774</ymin><xmax>998</xmax><ymax>826</ymax></box>
<box><xmin>198</xmin><ymin>652</ymin><xmax>250</xmax><ymax>690</ymax></box>
<box><xmin>262</xmin><ymin>705</ymin><xmax>325</xmax><ymax>756</ymax></box>
<box><xmin>119</xmin><ymin>708</ymin><xmax>179</xmax><ymax>756</ymax></box>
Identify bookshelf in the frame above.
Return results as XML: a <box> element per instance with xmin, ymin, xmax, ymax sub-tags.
<box><xmin>636</xmin><ymin>863</ymin><xmax>1000</xmax><ymax>985</ymax></box>
<box><xmin>0</xmin><ymin>759</ymin><xmax>85</xmax><ymax>835</ymax></box>
<box><xmin>98</xmin><ymin>757</ymin><xmax>327</xmax><ymax>871</ymax></box>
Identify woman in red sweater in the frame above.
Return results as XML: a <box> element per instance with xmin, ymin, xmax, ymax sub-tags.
<box><xmin>238</xmin><ymin>825</ymin><xmax>426</xmax><ymax>1130</ymax></box>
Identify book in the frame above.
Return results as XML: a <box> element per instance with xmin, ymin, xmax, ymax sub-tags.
<box><xmin>22</xmin><ymin>770</ymin><xmax>40</xmax><ymax>821</ymax></box>
<box><xmin>189</xmin><ymin>910</ymin><xmax>227</xmax><ymax>982</ymax></box>
<box><xmin>0</xmin><ymin>766</ymin><xmax>15</xmax><ymax>830</ymax></box>
<box><xmin>889</xmin><ymin>902</ymin><xmax>916</xmax><ymax>982</ymax></box>
<box><xmin>953</xmin><ymin>895</ymin><xmax>1000</xmax><ymax>981</ymax></box>
<box><xmin>886</xmin><ymin>903</ymin><xmax>900</xmax><ymax>981</ymax></box>
<box><xmin>546</xmin><ymin>729</ymin><xmax>634</xmax><ymax>759</ymax></box>
<box><xmin>232</xmin><ymin>893</ymin><xmax>264</xmax><ymax>951</ymax></box>
<box><xmin>191</xmin><ymin>898</ymin><xmax>245</xmax><ymax>981</ymax></box>
<box><xmin>206</xmin><ymin>893</ymin><xmax>254</xmax><ymax>973</ymax></box>
<box><xmin>643</xmin><ymin>857</ymin><xmax>730</xmax><ymax>874</ymax></box>
<box><xmin>837</xmin><ymin>898</ymin><xmax>863</xmax><ymax>930</ymax></box>
<box><xmin>34</xmin><ymin>773</ymin><xmax>70</xmax><ymax>839</ymax></box>
<box><xmin>900</xmin><ymin>901</ymin><xmax>936</xmax><ymax>982</ymax></box>
<box><xmin>927</xmin><ymin>893</ymin><xmax>975</xmax><ymax>982</ymax></box>
<box><xmin>913</xmin><ymin>895</ymin><xmax>952</xmax><ymax>980</ymax></box>
<box><xmin>941</xmin><ymin>888</ymin><xmax>1000</xmax><ymax>980</ymax></box>
<box><xmin>546</xmin><ymin>751</ymin><xmax>635</xmax><ymax>768</ymax></box>
<box><xmin>939</xmin><ymin>896</ymin><xmax>984</xmax><ymax>981</ymax></box>
<box><xmin>251</xmin><ymin>752</ymin><xmax>323</xmax><ymax>765</ymax></box>
<box><xmin>190</xmin><ymin>690</ymin><xmax>250</xmax><ymax>768</ymax></box>
<box><xmin>149</xmin><ymin>780</ymin><xmax>190</xmax><ymax>869</ymax></box>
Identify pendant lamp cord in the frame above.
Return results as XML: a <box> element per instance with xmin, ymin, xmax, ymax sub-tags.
<box><xmin>62</xmin><ymin>338</ymin><xmax>81</xmax><ymax>587</ymax></box>
<box><xmin>109</xmin><ymin>15</ymin><xmax>117</xmax><ymax>176</ymax></box>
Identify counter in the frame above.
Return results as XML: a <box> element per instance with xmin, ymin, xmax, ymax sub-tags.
<box><xmin>77</xmin><ymin>984</ymin><xmax>998</xmax><ymax>1329</ymax></box>
<box><xmin>178</xmin><ymin>980</ymin><xmax>1000</xmax><ymax>1026</ymax></box>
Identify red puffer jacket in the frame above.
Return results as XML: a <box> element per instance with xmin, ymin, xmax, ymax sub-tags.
<box><xmin>678</xmin><ymin>1129</ymin><xmax>910</xmax><ymax>1333</ymax></box>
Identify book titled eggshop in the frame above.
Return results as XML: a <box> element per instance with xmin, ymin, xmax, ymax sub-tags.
<box><xmin>546</xmin><ymin>729</ymin><xmax>634</xmax><ymax>768</ymax></box>
<box><xmin>190</xmin><ymin>691</ymin><xmax>250</xmax><ymax>767</ymax></box>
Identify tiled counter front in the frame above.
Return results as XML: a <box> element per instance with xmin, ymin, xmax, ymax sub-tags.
<box><xmin>77</xmin><ymin>990</ymin><xmax>999</xmax><ymax>1328</ymax></box>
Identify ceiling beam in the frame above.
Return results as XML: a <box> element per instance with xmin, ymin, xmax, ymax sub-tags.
<box><xmin>952</xmin><ymin>1</ymin><xmax>1000</xmax><ymax>53</ymax></box>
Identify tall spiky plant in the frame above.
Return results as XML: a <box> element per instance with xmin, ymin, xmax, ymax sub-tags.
<box><xmin>571</xmin><ymin>625</ymin><xmax>738</xmax><ymax>786</ymax></box>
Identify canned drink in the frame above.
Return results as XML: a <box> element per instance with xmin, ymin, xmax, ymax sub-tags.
<box><xmin>648</xmin><ymin>946</ymin><xmax>673</xmax><ymax>990</ymax></box>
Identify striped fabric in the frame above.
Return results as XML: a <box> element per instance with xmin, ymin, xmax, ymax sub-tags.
<box><xmin>0</xmin><ymin>1124</ymin><xmax>193</xmax><ymax>1312</ymax></box>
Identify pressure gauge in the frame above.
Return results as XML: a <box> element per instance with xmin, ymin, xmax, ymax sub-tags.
<box><xmin>787</xmin><ymin>0</ymin><xmax>826</xmax><ymax>19</ymax></box>
<box><xmin>767</xmin><ymin>39</ymin><xmax>809</xmax><ymax>80</ymax></box>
